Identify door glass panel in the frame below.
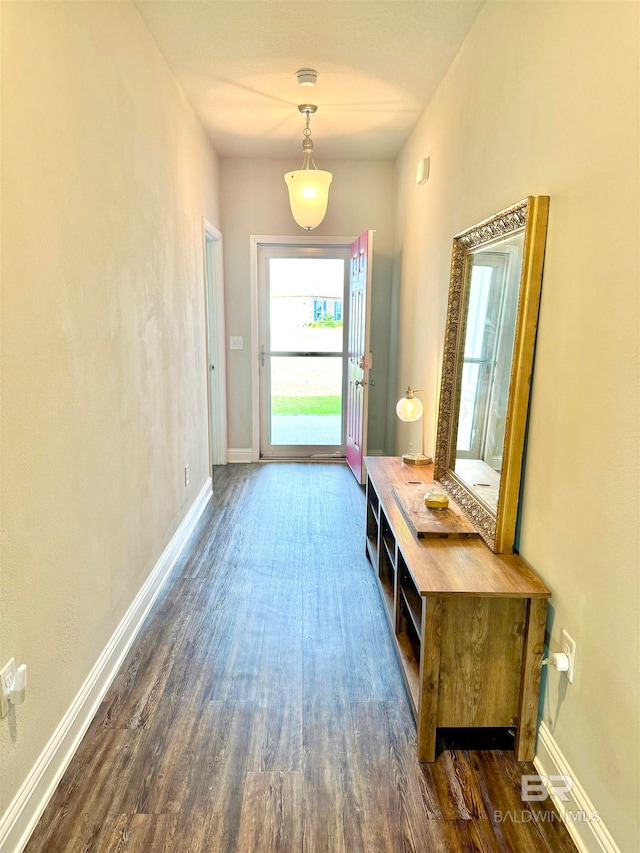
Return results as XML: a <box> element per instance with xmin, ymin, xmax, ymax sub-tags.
<box><xmin>457</xmin><ymin>362</ymin><xmax>481</xmax><ymax>452</ymax></box>
<box><xmin>464</xmin><ymin>265</ymin><xmax>493</xmax><ymax>359</ymax></box>
<box><xmin>454</xmin><ymin>237</ymin><xmax>523</xmax><ymax>493</ymax></box>
<box><xmin>269</xmin><ymin>258</ymin><xmax>344</xmax><ymax>353</ymax></box>
<box><xmin>270</xmin><ymin>356</ymin><xmax>343</xmax><ymax>446</ymax></box>
<box><xmin>457</xmin><ymin>258</ymin><xmax>506</xmax><ymax>459</ymax></box>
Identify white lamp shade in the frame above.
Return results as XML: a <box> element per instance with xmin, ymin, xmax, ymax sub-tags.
<box><xmin>284</xmin><ymin>169</ymin><xmax>333</xmax><ymax>230</ymax></box>
<box><xmin>396</xmin><ymin>394</ymin><xmax>423</xmax><ymax>422</ymax></box>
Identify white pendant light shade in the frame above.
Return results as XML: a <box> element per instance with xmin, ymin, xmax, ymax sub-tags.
<box><xmin>284</xmin><ymin>168</ymin><xmax>333</xmax><ymax>231</ymax></box>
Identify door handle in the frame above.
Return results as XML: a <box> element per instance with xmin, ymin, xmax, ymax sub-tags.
<box><xmin>355</xmin><ymin>379</ymin><xmax>375</xmax><ymax>388</ymax></box>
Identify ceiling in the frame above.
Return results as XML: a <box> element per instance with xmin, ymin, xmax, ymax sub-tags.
<box><xmin>135</xmin><ymin>1</ymin><xmax>484</xmax><ymax>160</ymax></box>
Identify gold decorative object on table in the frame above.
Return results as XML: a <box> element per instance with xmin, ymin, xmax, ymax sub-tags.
<box><xmin>424</xmin><ymin>490</ymin><xmax>449</xmax><ymax>509</ymax></box>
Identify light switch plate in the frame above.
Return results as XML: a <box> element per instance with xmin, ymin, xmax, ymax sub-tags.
<box><xmin>229</xmin><ymin>336</ymin><xmax>244</xmax><ymax>350</ymax></box>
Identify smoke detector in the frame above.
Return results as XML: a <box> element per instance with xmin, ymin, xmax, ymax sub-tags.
<box><xmin>296</xmin><ymin>68</ymin><xmax>318</xmax><ymax>87</ymax></box>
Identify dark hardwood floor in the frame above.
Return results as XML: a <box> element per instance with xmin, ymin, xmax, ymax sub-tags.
<box><xmin>25</xmin><ymin>463</ymin><xmax>577</xmax><ymax>852</ymax></box>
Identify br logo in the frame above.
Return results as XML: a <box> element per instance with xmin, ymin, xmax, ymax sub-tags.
<box><xmin>521</xmin><ymin>774</ymin><xmax>573</xmax><ymax>802</ymax></box>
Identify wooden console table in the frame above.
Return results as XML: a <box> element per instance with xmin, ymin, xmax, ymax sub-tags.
<box><xmin>364</xmin><ymin>457</ymin><xmax>550</xmax><ymax>762</ymax></box>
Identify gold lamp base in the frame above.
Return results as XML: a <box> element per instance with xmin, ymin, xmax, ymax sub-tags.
<box><xmin>402</xmin><ymin>452</ymin><xmax>433</xmax><ymax>466</ymax></box>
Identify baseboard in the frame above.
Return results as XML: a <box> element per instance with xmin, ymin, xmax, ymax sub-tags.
<box><xmin>227</xmin><ymin>449</ymin><xmax>385</xmax><ymax>462</ymax></box>
<box><xmin>534</xmin><ymin>721</ymin><xmax>621</xmax><ymax>853</ymax></box>
<box><xmin>227</xmin><ymin>448</ymin><xmax>254</xmax><ymax>463</ymax></box>
<box><xmin>0</xmin><ymin>478</ymin><xmax>212</xmax><ymax>853</ymax></box>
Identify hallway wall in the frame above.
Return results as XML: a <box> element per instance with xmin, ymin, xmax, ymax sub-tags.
<box><xmin>220</xmin><ymin>158</ymin><xmax>396</xmax><ymax>458</ymax></box>
<box><xmin>392</xmin><ymin>2</ymin><xmax>639</xmax><ymax>848</ymax></box>
<box><xmin>0</xmin><ymin>0</ymin><xmax>220</xmax><ymax>821</ymax></box>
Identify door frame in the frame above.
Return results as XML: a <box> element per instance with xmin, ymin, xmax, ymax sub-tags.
<box><xmin>250</xmin><ymin>235</ymin><xmax>356</xmax><ymax>462</ymax></box>
<box><xmin>203</xmin><ymin>219</ymin><xmax>228</xmax><ymax>466</ymax></box>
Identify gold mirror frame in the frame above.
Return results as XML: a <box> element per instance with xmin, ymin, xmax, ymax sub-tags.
<box><xmin>434</xmin><ymin>196</ymin><xmax>550</xmax><ymax>553</ymax></box>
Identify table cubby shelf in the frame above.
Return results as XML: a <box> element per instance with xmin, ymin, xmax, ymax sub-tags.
<box><xmin>364</xmin><ymin>457</ymin><xmax>550</xmax><ymax>762</ymax></box>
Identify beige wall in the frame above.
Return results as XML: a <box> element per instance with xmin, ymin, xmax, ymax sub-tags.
<box><xmin>393</xmin><ymin>2</ymin><xmax>639</xmax><ymax>848</ymax></box>
<box><xmin>220</xmin><ymin>158</ymin><xmax>396</xmax><ymax>455</ymax></box>
<box><xmin>0</xmin><ymin>0</ymin><xmax>219</xmax><ymax>816</ymax></box>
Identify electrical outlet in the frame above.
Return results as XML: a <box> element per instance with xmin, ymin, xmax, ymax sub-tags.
<box><xmin>561</xmin><ymin>629</ymin><xmax>576</xmax><ymax>683</ymax></box>
<box><xmin>184</xmin><ymin>465</ymin><xmax>190</xmax><ymax>487</ymax></box>
<box><xmin>1</xmin><ymin>658</ymin><xmax>16</xmax><ymax>718</ymax></box>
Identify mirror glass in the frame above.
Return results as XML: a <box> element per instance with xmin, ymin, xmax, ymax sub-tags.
<box><xmin>453</xmin><ymin>232</ymin><xmax>524</xmax><ymax>513</ymax></box>
<box><xmin>434</xmin><ymin>197</ymin><xmax>549</xmax><ymax>553</ymax></box>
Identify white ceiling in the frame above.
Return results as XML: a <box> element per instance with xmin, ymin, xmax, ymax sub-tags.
<box><xmin>135</xmin><ymin>1</ymin><xmax>484</xmax><ymax>160</ymax></box>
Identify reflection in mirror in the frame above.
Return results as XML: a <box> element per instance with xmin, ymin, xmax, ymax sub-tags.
<box><xmin>453</xmin><ymin>233</ymin><xmax>524</xmax><ymax>513</ymax></box>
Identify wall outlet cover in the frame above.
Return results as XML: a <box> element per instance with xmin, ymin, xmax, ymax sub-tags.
<box><xmin>561</xmin><ymin>629</ymin><xmax>576</xmax><ymax>683</ymax></box>
<box><xmin>1</xmin><ymin>658</ymin><xmax>16</xmax><ymax>718</ymax></box>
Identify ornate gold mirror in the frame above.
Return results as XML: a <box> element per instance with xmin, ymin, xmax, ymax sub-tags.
<box><xmin>434</xmin><ymin>197</ymin><xmax>550</xmax><ymax>553</ymax></box>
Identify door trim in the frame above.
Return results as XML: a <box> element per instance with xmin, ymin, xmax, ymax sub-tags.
<box><xmin>203</xmin><ymin>220</ymin><xmax>228</xmax><ymax>466</ymax></box>
<box><xmin>249</xmin><ymin>235</ymin><xmax>356</xmax><ymax>462</ymax></box>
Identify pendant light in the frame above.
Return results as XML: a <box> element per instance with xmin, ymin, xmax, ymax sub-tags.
<box><xmin>284</xmin><ymin>104</ymin><xmax>333</xmax><ymax>231</ymax></box>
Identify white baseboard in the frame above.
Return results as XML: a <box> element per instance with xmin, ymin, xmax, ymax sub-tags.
<box><xmin>227</xmin><ymin>448</ymin><xmax>254</xmax><ymax>463</ymax></box>
<box><xmin>0</xmin><ymin>478</ymin><xmax>212</xmax><ymax>853</ymax></box>
<box><xmin>227</xmin><ymin>449</ymin><xmax>385</xmax><ymax>462</ymax></box>
<box><xmin>534</xmin><ymin>721</ymin><xmax>621</xmax><ymax>853</ymax></box>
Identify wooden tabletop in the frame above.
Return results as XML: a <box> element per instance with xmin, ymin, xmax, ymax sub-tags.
<box><xmin>365</xmin><ymin>457</ymin><xmax>550</xmax><ymax>599</ymax></box>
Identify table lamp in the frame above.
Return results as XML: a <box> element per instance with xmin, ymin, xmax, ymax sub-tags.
<box><xmin>396</xmin><ymin>387</ymin><xmax>432</xmax><ymax>466</ymax></box>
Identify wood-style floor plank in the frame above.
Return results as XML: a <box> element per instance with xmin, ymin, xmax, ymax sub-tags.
<box><xmin>301</xmin><ymin>697</ymin><xmax>367</xmax><ymax>853</ymax></box>
<box><xmin>422</xmin><ymin>817</ymin><xmax>499</xmax><ymax>853</ymax></box>
<box><xmin>104</xmin><ymin>814</ymin><xmax>179</xmax><ymax>853</ymax></box>
<box><xmin>25</xmin><ymin>462</ymin><xmax>577</xmax><ymax>853</ymax></box>
<box><xmin>350</xmin><ymin>700</ymin><xmax>429</xmax><ymax>853</ymax></box>
<box><xmin>24</xmin><ymin>729</ymin><xmax>146</xmax><ymax>853</ymax></box>
<box><xmin>236</xmin><ymin>771</ymin><xmax>303</xmax><ymax>853</ymax></box>
<box><xmin>472</xmin><ymin>749</ymin><xmax>579</xmax><ymax>853</ymax></box>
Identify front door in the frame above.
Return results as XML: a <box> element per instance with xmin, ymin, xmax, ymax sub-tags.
<box><xmin>258</xmin><ymin>246</ymin><xmax>350</xmax><ymax>459</ymax></box>
<box><xmin>346</xmin><ymin>231</ymin><xmax>374</xmax><ymax>483</ymax></box>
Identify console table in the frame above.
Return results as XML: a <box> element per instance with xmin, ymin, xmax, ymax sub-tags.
<box><xmin>364</xmin><ymin>457</ymin><xmax>550</xmax><ymax>762</ymax></box>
